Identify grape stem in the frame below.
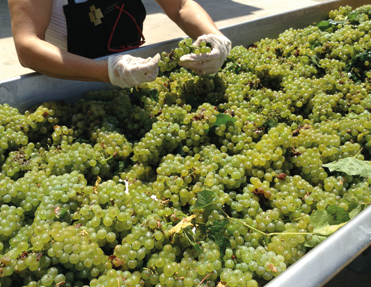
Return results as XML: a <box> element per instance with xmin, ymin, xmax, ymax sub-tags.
<box><xmin>217</xmin><ymin>206</ymin><xmax>267</xmax><ymax>236</ymax></box>
<box><xmin>216</xmin><ymin>205</ymin><xmax>313</xmax><ymax>238</ymax></box>
<box><xmin>267</xmin><ymin>232</ymin><xmax>312</xmax><ymax>237</ymax></box>
<box><xmin>198</xmin><ymin>272</ymin><xmax>213</xmax><ymax>285</ymax></box>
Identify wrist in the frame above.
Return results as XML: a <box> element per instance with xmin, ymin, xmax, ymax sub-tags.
<box><xmin>96</xmin><ymin>60</ymin><xmax>110</xmax><ymax>83</ymax></box>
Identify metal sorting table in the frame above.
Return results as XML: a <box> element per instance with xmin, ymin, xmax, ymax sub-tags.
<box><xmin>1</xmin><ymin>0</ymin><xmax>371</xmax><ymax>286</ymax></box>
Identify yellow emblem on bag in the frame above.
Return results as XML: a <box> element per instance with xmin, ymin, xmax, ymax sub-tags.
<box><xmin>89</xmin><ymin>5</ymin><xmax>103</xmax><ymax>26</ymax></box>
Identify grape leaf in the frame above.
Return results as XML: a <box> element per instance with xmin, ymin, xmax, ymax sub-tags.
<box><xmin>54</xmin><ymin>206</ymin><xmax>68</xmax><ymax>218</ymax></box>
<box><xmin>323</xmin><ymin>157</ymin><xmax>371</xmax><ymax>177</ymax></box>
<box><xmin>224</xmin><ymin>62</ymin><xmax>242</xmax><ymax>74</ymax></box>
<box><xmin>316</xmin><ymin>20</ymin><xmax>333</xmax><ymax>31</ymax></box>
<box><xmin>149</xmin><ymin>89</ymin><xmax>159</xmax><ymax>102</ymax></box>
<box><xmin>118</xmin><ymin>161</ymin><xmax>126</xmax><ymax>172</ymax></box>
<box><xmin>193</xmin><ymin>190</ymin><xmax>216</xmax><ymax>210</ymax></box>
<box><xmin>326</xmin><ymin>205</ymin><xmax>350</xmax><ymax>225</ymax></box>
<box><xmin>199</xmin><ymin>220</ymin><xmax>230</xmax><ymax>257</ymax></box>
<box><xmin>310</xmin><ymin>210</ymin><xmax>347</xmax><ymax>236</ymax></box>
<box><xmin>348</xmin><ymin>11</ymin><xmax>360</xmax><ymax>24</ymax></box>
<box><xmin>212</xmin><ymin>114</ymin><xmax>237</xmax><ymax>127</ymax></box>
<box><xmin>305</xmin><ymin>209</ymin><xmax>348</xmax><ymax>247</ymax></box>
<box><xmin>168</xmin><ymin>215</ymin><xmax>195</xmax><ymax>236</ymax></box>
<box><xmin>345</xmin><ymin>50</ymin><xmax>371</xmax><ymax>82</ymax></box>
<box><xmin>175</xmin><ymin>143</ymin><xmax>186</xmax><ymax>157</ymax></box>
<box><xmin>184</xmin><ymin>228</ymin><xmax>202</xmax><ymax>252</ymax></box>
<box><xmin>310</xmin><ymin>55</ymin><xmax>322</xmax><ymax>68</ymax></box>
<box><xmin>304</xmin><ymin>235</ymin><xmax>327</xmax><ymax>248</ymax></box>
<box><xmin>349</xmin><ymin>205</ymin><xmax>363</xmax><ymax>219</ymax></box>
<box><xmin>207</xmin><ymin>114</ymin><xmax>237</xmax><ymax>133</ymax></box>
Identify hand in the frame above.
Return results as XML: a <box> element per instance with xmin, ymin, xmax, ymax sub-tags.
<box><xmin>108</xmin><ymin>53</ymin><xmax>160</xmax><ymax>88</ymax></box>
<box><xmin>179</xmin><ymin>34</ymin><xmax>231</xmax><ymax>75</ymax></box>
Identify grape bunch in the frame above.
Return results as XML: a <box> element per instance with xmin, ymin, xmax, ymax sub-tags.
<box><xmin>159</xmin><ymin>38</ymin><xmax>212</xmax><ymax>72</ymax></box>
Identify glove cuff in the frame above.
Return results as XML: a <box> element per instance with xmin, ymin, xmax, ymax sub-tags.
<box><xmin>108</xmin><ymin>55</ymin><xmax>121</xmax><ymax>87</ymax></box>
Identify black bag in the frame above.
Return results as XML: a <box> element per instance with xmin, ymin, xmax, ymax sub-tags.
<box><xmin>63</xmin><ymin>0</ymin><xmax>146</xmax><ymax>59</ymax></box>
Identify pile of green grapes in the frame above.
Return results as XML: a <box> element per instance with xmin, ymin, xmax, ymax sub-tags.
<box><xmin>1</xmin><ymin>4</ymin><xmax>371</xmax><ymax>287</ymax></box>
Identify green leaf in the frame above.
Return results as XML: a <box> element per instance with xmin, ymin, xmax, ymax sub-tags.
<box><xmin>118</xmin><ymin>158</ymin><xmax>134</xmax><ymax>173</ymax></box>
<box><xmin>213</xmin><ymin>114</ymin><xmax>237</xmax><ymax>127</ymax></box>
<box><xmin>349</xmin><ymin>205</ymin><xmax>363</xmax><ymax>219</ymax></box>
<box><xmin>316</xmin><ymin>20</ymin><xmax>333</xmax><ymax>31</ymax></box>
<box><xmin>54</xmin><ymin>206</ymin><xmax>68</xmax><ymax>218</ymax></box>
<box><xmin>323</xmin><ymin>157</ymin><xmax>371</xmax><ymax>177</ymax></box>
<box><xmin>207</xmin><ymin>114</ymin><xmax>237</xmax><ymax>132</ymax></box>
<box><xmin>224</xmin><ymin>62</ymin><xmax>242</xmax><ymax>73</ymax></box>
<box><xmin>304</xmin><ymin>235</ymin><xmax>327</xmax><ymax>248</ymax></box>
<box><xmin>326</xmin><ymin>205</ymin><xmax>350</xmax><ymax>225</ymax></box>
<box><xmin>348</xmin><ymin>11</ymin><xmax>360</xmax><ymax>24</ymax></box>
<box><xmin>345</xmin><ymin>50</ymin><xmax>371</xmax><ymax>82</ymax></box>
<box><xmin>118</xmin><ymin>161</ymin><xmax>126</xmax><ymax>172</ymax></box>
<box><xmin>149</xmin><ymin>89</ymin><xmax>159</xmax><ymax>102</ymax></box>
<box><xmin>184</xmin><ymin>228</ymin><xmax>202</xmax><ymax>252</ymax></box>
<box><xmin>328</xmin><ymin>19</ymin><xmax>347</xmax><ymax>25</ymax></box>
<box><xmin>310</xmin><ymin>210</ymin><xmax>347</xmax><ymax>236</ymax></box>
<box><xmin>264</xmin><ymin>118</ymin><xmax>278</xmax><ymax>129</ymax></box>
<box><xmin>193</xmin><ymin>190</ymin><xmax>216</xmax><ymax>210</ymax></box>
<box><xmin>75</xmin><ymin>135</ymin><xmax>89</xmax><ymax>143</ymax></box>
<box><xmin>176</xmin><ymin>143</ymin><xmax>186</xmax><ymax>157</ymax></box>
<box><xmin>199</xmin><ymin>220</ymin><xmax>231</xmax><ymax>257</ymax></box>
<box><xmin>310</xmin><ymin>55</ymin><xmax>322</xmax><ymax>68</ymax></box>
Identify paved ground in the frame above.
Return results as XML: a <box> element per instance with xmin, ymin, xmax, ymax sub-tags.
<box><xmin>1</xmin><ymin>0</ymin><xmax>371</xmax><ymax>286</ymax></box>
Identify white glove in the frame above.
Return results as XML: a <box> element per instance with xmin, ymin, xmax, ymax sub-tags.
<box><xmin>179</xmin><ymin>34</ymin><xmax>231</xmax><ymax>75</ymax></box>
<box><xmin>108</xmin><ymin>53</ymin><xmax>160</xmax><ymax>88</ymax></box>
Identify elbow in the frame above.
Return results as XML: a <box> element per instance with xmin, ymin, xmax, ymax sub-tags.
<box><xmin>163</xmin><ymin>0</ymin><xmax>189</xmax><ymax>22</ymax></box>
<box><xmin>14</xmin><ymin>38</ymin><xmax>40</xmax><ymax>70</ymax></box>
<box><xmin>15</xmin><ymin>44</ymin><xmax>32</xmax><ymax>69</ymax></box>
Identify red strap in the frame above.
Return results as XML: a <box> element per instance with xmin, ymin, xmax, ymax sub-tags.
<box><xmin>107</xmin><ymin>4</ymin><xmax>145</xmax><ymax>52</ymax></box>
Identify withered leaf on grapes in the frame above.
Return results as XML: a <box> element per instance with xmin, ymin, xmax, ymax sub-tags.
<box><xmin>323</xmin><ymin>157</ymin><xmax>371</xmax><ymax>178</ymax></box>
<box><xmin>267</xmin><ymin>263</ymin><xmax>278</xmax><ymax>272</ymax></box>
<box><xmin>168</xmin><ymin>215</ymin><xmax>195</xmax><ymax>236</ymax></box>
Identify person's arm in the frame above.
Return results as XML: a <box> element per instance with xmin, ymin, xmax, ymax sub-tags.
<box><xmin>9</xmin><ymin>0</ymin><xmax>109</xmax><ymax>82</ymax></box>
<box><xmin>155</xmin><ymin>0</ymin><xmax>223</xmax><ymax>39</ymax></box>
<box><xmin>155</xmin><ymin>0</ymin><xmax>231</xmax><ymax>75</ymax></box>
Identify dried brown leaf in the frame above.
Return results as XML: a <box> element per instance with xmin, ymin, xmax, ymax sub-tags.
<box><xmin>168</xmin><ymin>215</ymin><xmax>195</xmax><ymax>236</ymax></box>
<box><xmin>267</xmin><ymin>263</ymin><xmax>278</xmax><ymax>272</ymax></box>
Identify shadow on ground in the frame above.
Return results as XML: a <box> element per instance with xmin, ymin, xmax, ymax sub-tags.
<box><xmin>143</xmin><ymin>0</ymin><xmax>261</xmax><ymax>21</ymax></box>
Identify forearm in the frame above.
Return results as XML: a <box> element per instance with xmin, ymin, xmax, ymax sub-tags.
<box><xmin>16</xmin><ymin>37</ymin><xmax>109</xmax><ymax>82</ymax></box>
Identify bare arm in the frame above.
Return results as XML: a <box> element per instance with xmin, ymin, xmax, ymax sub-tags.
<box><xmin>8</xmin><ymin>0</ymin><xmax>109</xmax><ymax>82</ymax></box>
<box><xmin>155</xmin><ymin>0</ymin><xmax>223</xmax><ymax>39</ymax></box>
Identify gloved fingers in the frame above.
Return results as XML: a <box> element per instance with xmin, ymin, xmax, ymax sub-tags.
<box><xmin>179</xmin><ymin>60</ymin><xmax>220</xmax><ymax>75</ymax></box>
<box><xmin>145</xmin><ymin>66</ymin><xmax>159</xmax><ymax>82</ymax></box>
<box><xmin>192</xmin><ymin>34</ymin><xmax>215</xmax><ymax>47</ymax></box>
<box><xmin>138</xmin><ymin>53</ymin><xmax>160</xmax><ymax>75</ymax></box>
<box><xmin>179</xmin><ymin>49</ymin><xmax>220</xmax><ymax>63</ymax></box>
